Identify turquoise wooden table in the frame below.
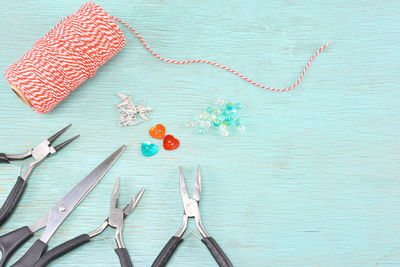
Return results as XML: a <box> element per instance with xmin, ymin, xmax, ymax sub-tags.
<box><xmin>0</xmin><ymin>0</ymin><xmax>399</xmax><ymax>266</ymax></box>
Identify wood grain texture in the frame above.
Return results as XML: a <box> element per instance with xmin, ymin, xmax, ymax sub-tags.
<box><xmin>0</xmin><ymin>0</ymin><xmax>399</xmax><ymax>266</ymax></box>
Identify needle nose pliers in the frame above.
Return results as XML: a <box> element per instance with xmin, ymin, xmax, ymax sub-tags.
<box><xmin>34</xmin><ymin>177</ymin><xmax>145</xmax><ymax>267</ymax></box>
<box><xmin>152</xmin><ymin>166</ymin><xmax>233</xmax><ymax>267</ymax></box>
<box><xmin>0</xmin><ymin>124</ymin><xmax>79</xmax><ymax>225</ymax></box>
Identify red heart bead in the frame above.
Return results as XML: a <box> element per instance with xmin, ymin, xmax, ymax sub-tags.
<box><xmin>149</xmin><ymin>124</ymin><xmax>166</xmax><ymax>139</ymax></box>
<box><xmin>163</xmin><ymin>135</ymin><xmax>180</xmax><ymax>150</ymax></box>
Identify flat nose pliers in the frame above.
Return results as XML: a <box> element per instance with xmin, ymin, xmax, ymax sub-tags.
<box><xmin>152</xmin><ymin>166</ymin><xmax>233</xmax><ymax>267</ymax></box>
<box><xmin>0</xmin><ymin>124</ymin><xmax>79</xmax><ymax>225</ymax></box>
<box><xmin>34</xmin><ymin>178</ymin><xmax>145</xmax><ymax>267</ymax></box>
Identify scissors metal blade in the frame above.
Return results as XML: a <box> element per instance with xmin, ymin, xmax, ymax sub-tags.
<box><xmin>39</xmin><ymin>145</ymin><xmax>126</xmax><ymax>243</ymax></box>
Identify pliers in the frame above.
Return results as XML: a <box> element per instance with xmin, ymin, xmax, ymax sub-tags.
<box><xmin>0</xmin><ymin>145</ymin><xmax>126</xmax><ymax>267</ymax></box>
<box><xmin>34</xmin><ymin>178</ymin><xmax>145</xmax><ymax>267</ymax></box>
<box><xmin>152</xmin><ymin>166</ymin><xmax>233</xmax><ymax>267</ymax></box>
<box><xmin>0</xmin><ymin>124</ymin><xmax>79</xmax><ymax>226</ymax></box>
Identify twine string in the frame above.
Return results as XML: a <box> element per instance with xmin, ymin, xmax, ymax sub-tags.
<box><xmin>113</xmin><ymin>16</ymin><xmax>329</xmax><ymax>92</ymax></box>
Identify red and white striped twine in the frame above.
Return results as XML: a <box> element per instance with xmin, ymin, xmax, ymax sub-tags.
<box><xmin>113</xmin><ymin>16</ymin><xmax>329</xmax><ymax>92</ymax></box>
<box><xmin>4</xmin><ymin>2</ymin><xmax>329</xmax><ymax>114</ymax></box>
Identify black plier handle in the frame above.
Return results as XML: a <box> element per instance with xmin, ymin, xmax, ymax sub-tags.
<box><xmin>0</xmin><ymin>124</ymin><xmax>79</xmax><ymax>226</ymax></box>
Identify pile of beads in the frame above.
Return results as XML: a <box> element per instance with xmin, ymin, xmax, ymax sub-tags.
<box><xmin>187</xmin><ymin>98</ymin><xmax>246</xmax><ymax>137</ymax></box>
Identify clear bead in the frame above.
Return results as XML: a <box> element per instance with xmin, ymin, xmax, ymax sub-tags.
<box><xmin>219</xmin><ymin>124</ymin><xmax>226</xmax><ymax>130</ymax></box>
<box><xmin>221</xmin><ymin>129</ymin><xmax>230</xmax><ymax>137</ymax></box>
<box><xmin>210</xmin><ymin>114</ymin><xmax>217</xmax><ymax>121</ymax></box>
<box><xmin>217</xmin><ymin>98</ymin><xmax>225</xmax><ymax>106</ymax></box>
<box><xmin>217</xmin><ymin>114</ymin><xmax>226</xmax><ymax>122</ymax></box>
<box><xmin>213</xmin><ymin>108</ymin><xmax>221</xmax><ymax>115</ymax></box>
<box><xmin>186</xmin><ymin>121</ymin><xmax>195</xmax><ymax>128</ymax></box>
<box><xmin>198</xmin><ymin>128</ymin><xmax>206</xmax><ymax>135</ymax></box>
<box><xmin>238</xmin><ymin>125</ymin><xmax>246</xmax><ymax>133</ymax></box>
<box><xmin>204</xmin><ymin>121</ymin><xmax>212</xmax><ymax>128</ymax></box>
<box><xmin>202</xmin><ymin>112</ymin><xmax>210</xmax><ymax>118</ymax></box>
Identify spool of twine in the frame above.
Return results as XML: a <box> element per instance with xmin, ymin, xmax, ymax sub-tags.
<box><xmin>4</xmin><ymin>2</ymin><xmax>125</xmax><ymax>114</ymax></box>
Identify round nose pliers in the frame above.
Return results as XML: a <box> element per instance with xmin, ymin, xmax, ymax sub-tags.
<box><xmin>0</xmin><ymin>124</ymin><xmax>79</xmax><ymax>225</ymax></box>
<box><xmin>152</xmin><ymin>166</ymin><xmax>233</xmax><ymax>267</ymax></box>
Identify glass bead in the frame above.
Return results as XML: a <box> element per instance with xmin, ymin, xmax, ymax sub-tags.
<box><xmin>202</xmin><ymin>112</ymin><xmax>210</xmax><ymax>118</ymax></box>
<box><xmin>238</xmin><ymin>125</ymin><xmax>246</xmax><ymax>133</ymax></box>
<box><xmin>235</xmin><ymin>102</ymin><xmax>242</xmax><ymax>110</ymax></box>
<box><xmin>198</xmin><ymin>128</ymin><xmax>206</xmax><ymax>135</ymax></box>
<box><xmin>198</xmin><ymin>120</ymin><xmax>206</xmax><ymax>127</ymax></box>
<box><xmin>217</xmin><ymin>114</ymin><xmax>226</xmax><ymax>121</ymax></box>
<box><xmin>206</xmin><ymin>106</ymin><xmax>214</xmax><ymax>114</ymax></box>
<box><xmin>226</xmin><ymin>102</ymin><xmax>234</xmax><ymax>111</ymax></box>
<box><xmin>234</xmin><ymin>119</ymin><xmax>242</xmax><ymax>126</ymax></box>
<box><xmin>213</xmin><ymin>119</ymin><xmax>221</xmax><ymax>126</ymax></box>
<box><xmin>221</xmin><ymin>129</ymin><xmax>230</xmax><ymax>137</ymax></box>
<box><xmin>186</xmin><ymin>121</ymin><xmax>195</xmax><ymax>128</ymax></box>
<box><xmin>204</xmin><ymin>121</ymin><xmax>212</xmax><ymax>128</ymax></box>
<box><xmin>210</xmin><ymin>114</ymin><xmax>217</xmax><ymax>120</ymax></box>
<box><xmin>196</xmin><ymin>112</ymin><xmax>204</xmax><ymax>120</ymax></box>
<box><xmin>213</xmin><ymin>108</ymin><xmax>221</xmax><ymax>115</ymax></box>
<box><xmin>217</xmin><ymin>98</ymin><xmax>225</xmax><ymax>106</ymax></box>
<box><xmin>223</xmin><ymin>121</ymin><xmax>228</xmax><ymax>126</ymax></box>
<box><xmin>228</xmin><ymin>108</ymin><xmax>237</xmax><ymax>115</ymax></box>
<box><xmin>219</xmin><ymin>124</ymin><xmax>226</xmax><ymax>130</ymax></box>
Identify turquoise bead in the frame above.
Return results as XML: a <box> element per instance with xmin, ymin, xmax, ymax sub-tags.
<box><xmin>213</xmin><ymin>119</ymin><xmax>221</xmax><ymax>126</ymax></box>
<box><xmin>235</xmin><ymin>102</ymin><xmax>242</xmax><ymax>110</ymax></box>
<box><xmin>226</xmin><ymin>102</ymin><xmax>234</xmax><ymax>111</ymax></box>
<box><xmin>198</xmin><ymin>127</ymin><xmax>206</xmax><ymax>135</ymax></box>
<box><xmin>217</xmin><ymin>114</ymin><xmax>226</xmax><ymax>121</ymax></box>
<box><xmin>234</xmin><ymin>119</ymin><xmax>242</xmax><ymax>126</ymax></box>
<box><xmin>206</xmin><ymin>106</ymin><xmax>214</xmax><ymax>114</ymax></box>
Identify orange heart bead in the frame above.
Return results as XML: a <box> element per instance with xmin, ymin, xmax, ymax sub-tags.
<box><xmin>149</xmin><ymin>124</ymin><xmax>166</xmax><ymax>139</ymax></box>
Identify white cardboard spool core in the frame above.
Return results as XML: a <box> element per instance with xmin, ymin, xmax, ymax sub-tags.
<box><xmin>11</xmin><ymin>84</ymin><xmax>32</xmax><ymax>107</ymax></box>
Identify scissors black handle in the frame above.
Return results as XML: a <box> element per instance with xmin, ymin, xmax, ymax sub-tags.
<box><xmin>0</xmin><ymin>226</ymin><xmax>33</xmax><ymax>267</ymax></box>
<box><xmin>0</xmin><ymin>177</ymin><xmax>27</xmax><ymax>226</ymax></box>
<box><xmin>34</xmin><ymin>234</ymin><xmax>90</xmax><ymax>267</ymax></box>
<box><xmin>115</xmin><ymin>248</ymin><xmax>133</xmax><ymax>267</ymax></box>
<box><xmin>152</xmin><ymin>236</ymin><xmax>183</xmax><ymax>267</ymax></box>
<box><xmin>0</xmin><ymin>153</ymin><xmax>9</xmax><ymax>163</ymax></box>
<box><xmin>202</xmin><ymin>237</ymin><xmax>233</xmax><ymax>267</ymax></box>
<box><xmin>10</xmin><ymin>239</ymin><xmax>47</xmax><ymax>267</ymax></box>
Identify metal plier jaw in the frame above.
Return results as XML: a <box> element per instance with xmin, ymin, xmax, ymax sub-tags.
<box><xmin>152</xmin><ymin>166</ymin><xmax>233</xmax><ymax>267</ymax></box>
<box><xmin>175</xmin><ymin>166</ymin><xmax>209</xmax><ymax>238</ymax></box>
<box><xmin>88</xmin><ymin>178</ymin><xmax>146</xmax><ymax>249</ymax></box>
<box><xmin>20</xmin><ymin>139</ymin><xmax>55</xmax><ymax>181</ymax></box>
<box><xmin>0</xmin><ymin>124</ymin><xmax>79</xmax><ymax>226</ymax></box>
<box><xmin>3</xmin><ymin>124</ymin><xmax>79</xmax><ymax>181</ymax></box>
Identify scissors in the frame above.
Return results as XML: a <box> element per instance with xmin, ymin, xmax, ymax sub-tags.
<box><xmin>34</xmin><ymin>178</ymin><xmax>145</xmax><ymax>267</ymax></box>
<box><xmin>0</xmin><ymin>145</ymin><xmax>126</xmax><ymax>267</ymax></box>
